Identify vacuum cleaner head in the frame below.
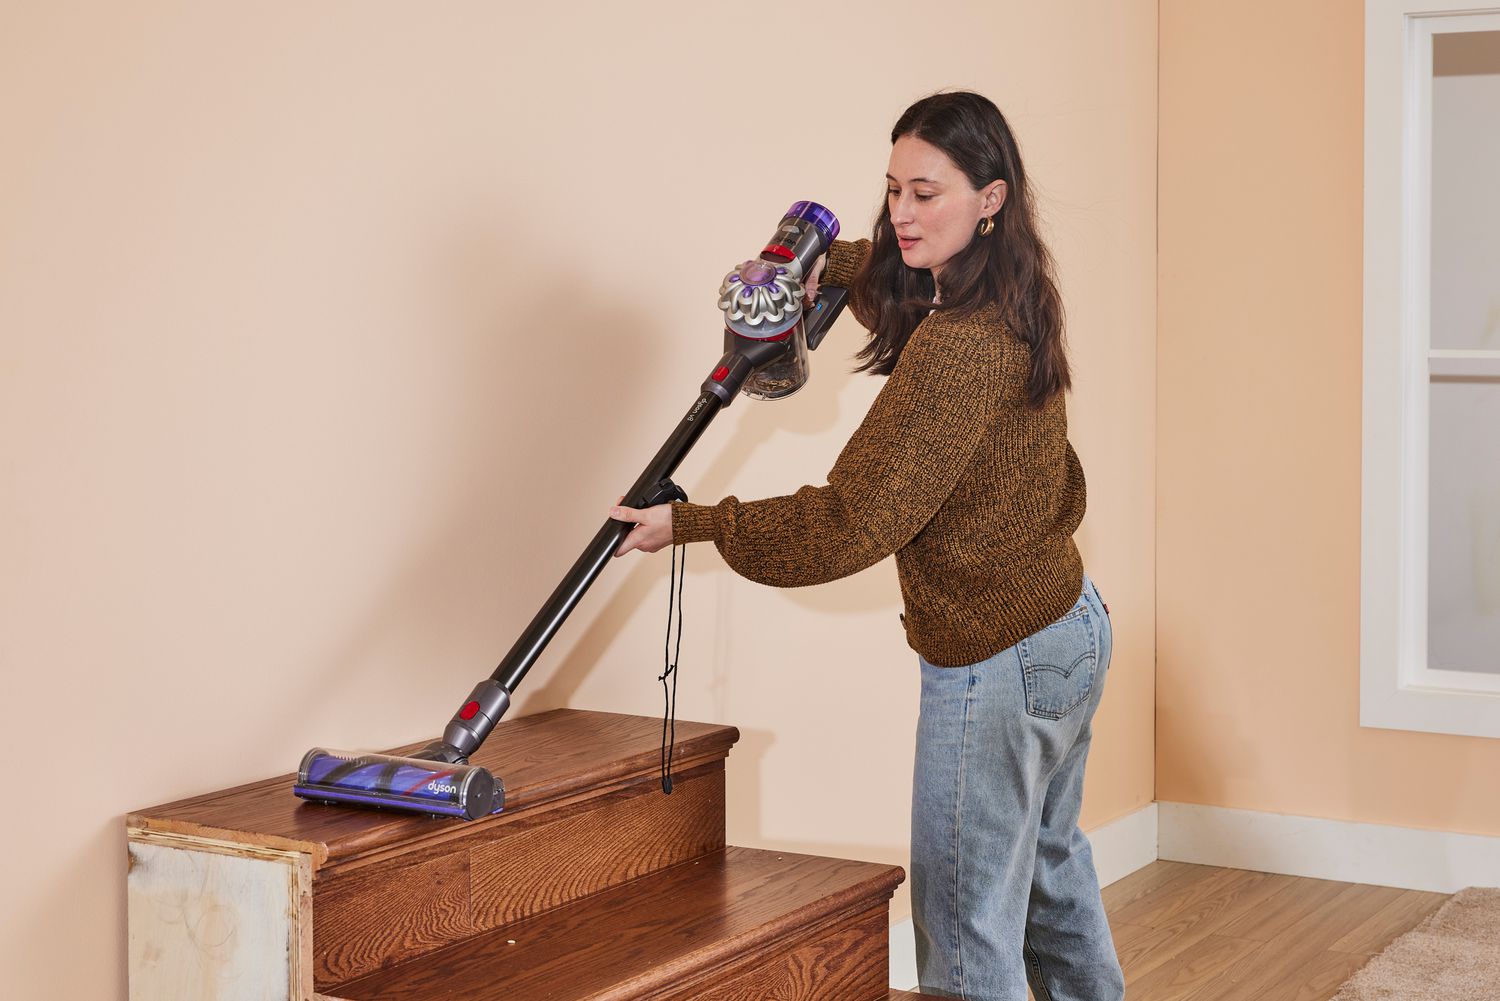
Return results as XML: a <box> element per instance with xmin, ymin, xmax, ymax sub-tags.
<box><xmin>295</xmin><ymin>748</ymin><xmax>504</xmax><ymax>820</ymax></box>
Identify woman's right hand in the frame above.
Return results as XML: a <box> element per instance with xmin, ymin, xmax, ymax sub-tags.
<box><xmin>803</xmin><ymin>253</ymin><xmax>827</xmax><ymax>305</ymax></box>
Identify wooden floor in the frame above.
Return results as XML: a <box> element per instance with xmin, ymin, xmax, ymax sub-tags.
<box><xmin>1092</xmin><ymin>861</ymin><xmax>1450</xmax><ymax>1001</ymax></box>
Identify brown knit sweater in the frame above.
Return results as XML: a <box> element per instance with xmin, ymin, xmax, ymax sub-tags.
<box><xmin>671</xmin><ymin>238</ymin><xmax>1086</xmax><ymax>667</ymax></box>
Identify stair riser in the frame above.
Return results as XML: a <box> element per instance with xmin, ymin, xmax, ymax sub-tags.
<box><xmin>312</xmin><ymin>761</ymin><xmax>725</xmax><ymax>987</ymax></box>
<box><xmin>319</xmin><ymin>904</ymin><xmax>890</xmax><ymax>1001</ymax></box>
<box><xmin>662</xmin><ymin>903</ymin><xmax>891</xmax><ymax>1001</ymax></box>
<box><xmin>325</xmin><ymin>846</ymin><xmax>905</xmax><ymax>1001</ymax></box>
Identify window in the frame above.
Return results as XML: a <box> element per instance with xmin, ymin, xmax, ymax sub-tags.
<box><xmin>1362</xmin><ymin>2</ymin><xmax>1500</xmax><ymax>738</ymax></box>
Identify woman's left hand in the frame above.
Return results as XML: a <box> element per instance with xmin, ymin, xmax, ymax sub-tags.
<box><xmin>611</xmin><ymin>498</ymin><xmax>674</xmax><ymax>557</ymax></box>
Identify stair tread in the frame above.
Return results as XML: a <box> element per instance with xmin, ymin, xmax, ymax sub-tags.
<box><xmin>128</xmin><ymin>709</ymin><xmax>739</xmax><ymax>867</ymax></box>
<box><xmin>329</xmin><ymin>845</ymin><xmax>905</xmax><ymax>1001</ymax></box>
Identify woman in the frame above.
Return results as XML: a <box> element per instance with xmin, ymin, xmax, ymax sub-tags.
<box><xmin>610</xmin><ymin>91</ymin><xmax>1123</xmax><ymax>1001</ymax></box>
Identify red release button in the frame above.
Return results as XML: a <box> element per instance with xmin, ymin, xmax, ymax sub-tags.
<box><xmin>712</xmin><ymin>365</ymin><xmax>729</xmax><ymax>381</ymax></box>
<box><xmin>459</xmin><ymin>700</ymin><xmax>480</xmax><ymax>721</ymax></box>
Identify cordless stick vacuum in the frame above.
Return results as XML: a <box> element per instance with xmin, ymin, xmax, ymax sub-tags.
<box><xmin>293</xmin><ymin>201</ymin><xmax>849</xmax><ymax>820</ymax></box>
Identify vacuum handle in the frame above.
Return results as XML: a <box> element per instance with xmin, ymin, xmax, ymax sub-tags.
<box><xmin>804</xmin><ymin>285</ymin><xmax>848</xmax><ymax>351</ymax></box>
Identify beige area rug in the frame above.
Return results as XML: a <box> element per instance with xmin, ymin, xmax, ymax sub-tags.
<box><xmin>1331</xmin><ymin>887</ymin><xmax>1500</xmax><ymax>1000</ymax></box>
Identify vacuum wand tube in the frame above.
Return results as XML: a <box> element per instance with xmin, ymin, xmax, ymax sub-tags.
<box><xmin>294</xmin><ymin>201</ymin><xmax>849</xmax><ymax>820</ymax></box>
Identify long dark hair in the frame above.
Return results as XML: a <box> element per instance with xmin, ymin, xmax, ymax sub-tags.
<box><xmin>850</xmin><ymin>91</ymin><xmax>1069</xmax><ymax>409</ymax></box>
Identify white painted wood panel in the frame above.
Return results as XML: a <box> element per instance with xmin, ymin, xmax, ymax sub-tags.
<box><xmin>128</xmin><ymin>836</ymin><xmax>307</xmax><ymax>1001</ymax></box>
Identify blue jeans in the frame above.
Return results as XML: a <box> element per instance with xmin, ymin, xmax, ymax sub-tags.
<box><xmin>911</xmin><ymin>575</ymin><xmax>1123</xmax><ymax>1001</ymax></box>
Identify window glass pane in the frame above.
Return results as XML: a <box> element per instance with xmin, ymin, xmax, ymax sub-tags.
<box><xmin>1430</xmin><ymin>30</ymin><xmax>1500</xmax><ymax>352</ymax></box>
<box><xmin>1428</xmin><ymin>377</ymin><xmax>1500</xmax><ymax>674</ymax></box>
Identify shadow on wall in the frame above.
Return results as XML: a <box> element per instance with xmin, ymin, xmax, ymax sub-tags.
<box><xmin>276</xmin><ymin>211</ymin><xmax>677</xmax><ymax>741</ymax></box>
<box><xmin>254</xmin><ymin>196</ymin><xmax>909</xmax><ymax>748</ymax></box>
<box><xmin>519</xmin><ymin>285</ymin><xmax>907</xmax><ymax>709</ymax></box>
<box><xmin>727</xmin><ymin>726</ymin><xmax>909</xmax><ymax>867</ymax></box>
<box><xmin>251</xmin><ymin>203</ymin><xmax>794</xmax><ymax>734</ymax></box>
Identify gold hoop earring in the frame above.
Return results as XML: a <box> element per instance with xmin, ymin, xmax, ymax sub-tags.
<box><xmin>977</xmin><ymin>216</ymin><xmax>995</xmax><ymax>237</ymax></box>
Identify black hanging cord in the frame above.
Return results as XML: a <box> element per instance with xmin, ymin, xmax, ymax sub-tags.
<box><xmin>659</xmin><ymin>540</ymin><xmax>686</xmax><ymax>793</ymax></box>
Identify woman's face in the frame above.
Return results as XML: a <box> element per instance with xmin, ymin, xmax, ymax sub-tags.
<box><xmin>885</xmin><ymin>134</ymin><xmax>1006</xmax><ymax>283</ymax></box>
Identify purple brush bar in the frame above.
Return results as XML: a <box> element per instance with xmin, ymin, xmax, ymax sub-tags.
<box><xmin>294</xmin><ymin>748</ymin><xmax>504</xmax><ymax>820</ymax></box>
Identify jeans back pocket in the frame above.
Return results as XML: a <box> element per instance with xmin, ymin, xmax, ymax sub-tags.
<box><xmin>1019</xmin><ymin>602</ymin><xmax>1097</xmax><ymax>719</ymax></box>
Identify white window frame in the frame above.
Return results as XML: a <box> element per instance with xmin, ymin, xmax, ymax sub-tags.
<box><xmin>1363</xmin><ymin>1</ymin><xmax>1500</xmax><ymax>738</ymax></box>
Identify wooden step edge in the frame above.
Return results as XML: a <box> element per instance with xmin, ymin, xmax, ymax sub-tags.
<box><xmin>124</xmin><ymin>817</ymin><xmax>329</xmax><ymax>868</ymax></box>
<box><xmin>596</xmin><ymin>864</ymin><xmax>906</xmax><ymax>1001</ymax></box>
<box><xmin>128</xmin><ymin>747</ymin><xmax>730</xmax><ymax>876</ymax></box>
<box><xmin>315</xmin><ymin>747</ymin><xmax>732</xmax><ymax>875</ymax></box>
<box><xmin>324</xmin><ymin>950</ymin><xmax>924</xmax><ymax>1001</ymax></box>
<box><xmin>625</xmin><ymin>898</ymin><xmax>897</xmax><ymax>1001</ymax></box>
<box><xmin>329</xmin><ymin>846</ymin><xmax>906</xmax><ymax>1001</ymax></box>
<box><xmin>319</xmin><ymin>903</ymin><xmax>901</xmax><ymax>1001</ymax></box>
<box><xmin>315</xmin><ymin>756</ymin><xmax>726</xmax><ymax>879</ymax></box>
<box><xmin>320</xmin><ymin>904</ymin><xmax>901</xmax><ymax>1001</ymax></box>
<box><xmin>128</xmin><ymin>708</ymin><xmax>740</xmax><ymax>871</ymax></box>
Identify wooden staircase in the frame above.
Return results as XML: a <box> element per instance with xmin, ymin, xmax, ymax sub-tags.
<box><xmin>127</xmin><ymin>709</ymin><xmax>937</xmax><ymax>1000</ymax></box>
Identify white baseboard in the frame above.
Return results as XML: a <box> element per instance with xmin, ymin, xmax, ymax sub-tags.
<box><xmin>1087</xmin><ymin>801</ymin><xmax>1161</xmax><ymax>888</ymax></box>
<box><xmin>1157</xmin><ymin>801</ymin><xmax>1500</xmax><ymax>894</ymax></box>
<box><xmin>889</xmin><ymin>803</ymin><xmax>1159</xmax><ymax>989</ymax></box>
<box><xmin>889</xmin><ymin>920</ymin><xmax>919</xmax><ymax>992</ymax></box>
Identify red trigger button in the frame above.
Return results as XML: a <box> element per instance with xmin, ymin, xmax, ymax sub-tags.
<box><xmin>460</xmin><ymin>701</ymin><xmax>480</xmax><ymax>721</ymax></box>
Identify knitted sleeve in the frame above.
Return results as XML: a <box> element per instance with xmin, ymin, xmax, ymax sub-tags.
<box><xmin>670</xmin><ymin>313</ymin><xmax>1005</xmax><ymax>587</ymax></box>
<box><xmin>821</xmin><ymin>238</ymin><xmax>871</xmax><ymax>289</ymax></box>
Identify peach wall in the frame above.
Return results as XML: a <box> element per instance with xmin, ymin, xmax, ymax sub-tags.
<box><xmin>1158</xmin><ymin>0</ymin><xmax>1500</xmax><ymax>833</ymax></box>
<box><xmin>0</xmin><ymin>3</ymin><xmax>1156</xmax><ymax>998</ymax></box>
